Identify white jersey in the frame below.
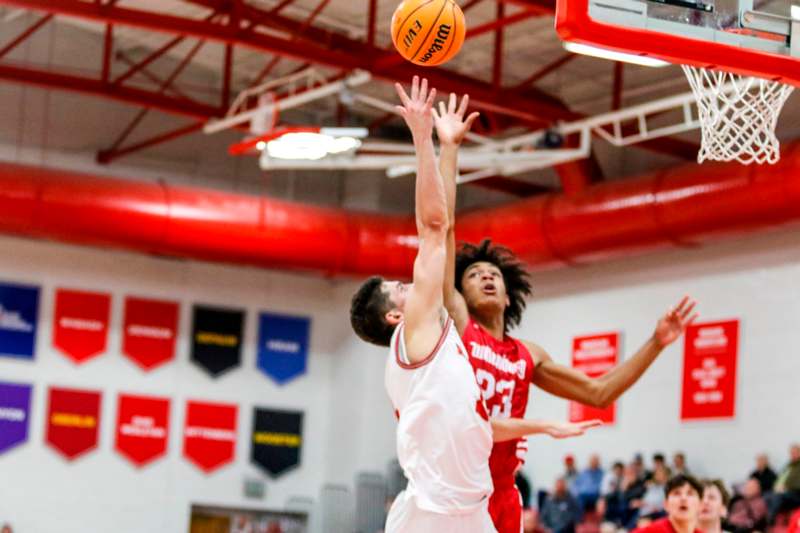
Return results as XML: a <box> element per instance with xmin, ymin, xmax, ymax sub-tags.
<box><xmin>385</xmin><ymin>315</ymin><xmax>494</xmax><ymax>515</ymax></box>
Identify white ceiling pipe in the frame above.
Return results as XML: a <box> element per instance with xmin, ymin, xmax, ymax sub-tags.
<box><xmin>204</xmin><ymin>70</ymin><xmax>371</xmax><ymax>134</ymax></box>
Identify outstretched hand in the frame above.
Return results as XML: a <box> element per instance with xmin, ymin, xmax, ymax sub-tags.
<box><xmin>432</xmin><ymin>92</ymin><xmax>480</xmax><ymax>146</ymax></box>
<box><xmin>653</xmin><ymin>296</ymin><xmax>698</xmax><ymax>348</ymax></box>
<box><xmin>546</xmin><ymin>420</ymin><xmax>603</xmax><ymax>439</ymax></box>
<box><xmin>395</xmin><ymin>76</ymin><xmax>436</xmax><ymax>141</ymax></box>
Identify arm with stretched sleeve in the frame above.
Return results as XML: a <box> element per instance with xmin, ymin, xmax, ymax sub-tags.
<box><xmin>432</xmin><ymin>93</ymin><xmax>480</xmax><ymax>336</ymax></box>
<box><xmin>529</xmin><ymin>296</ymin><xmax>699</xmax><ymax>407</ymax></box>
<box><xmin>490</xmin><ymin>417</ymin><xmax>602</xmax><ymax>443</ymax></box>
<box><xmin>393</xmin><ymin>77</ymin><xmax>450</xmax><ymax>365</ymax></box>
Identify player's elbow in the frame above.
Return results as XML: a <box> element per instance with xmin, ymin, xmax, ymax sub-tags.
<box><xmin>592</xmin><ymin>382</ymin><xmax>615</xmax><ymax>408</ymax></box>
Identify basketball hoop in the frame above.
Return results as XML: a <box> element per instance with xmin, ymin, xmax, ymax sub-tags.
<box><xmin>681</xmin><ymin>66</ymin><xmax>794</xmax><ymax>165</ymax></box>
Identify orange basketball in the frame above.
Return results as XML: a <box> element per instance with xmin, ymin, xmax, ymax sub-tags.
<box><xmin>391</xmin><ymin>0</ymin><xmax>466</xmax><ymax>67</ymax></box>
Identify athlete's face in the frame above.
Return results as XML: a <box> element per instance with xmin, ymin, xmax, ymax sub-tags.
<box><xmin>381</xmin><ymin>280</ymin><xmax>411</xmax><ymax>325</ymax></box>
<box><xmin>460</xmin><ymin>261</ymin><xmax>509</xmax><ymax>316</ymax></box>
<box><xmin>699</xmin><ymin>484</ymin><xmax>727</xmax><ymax>524</ymax></box>
<box><xmin>665</xmin><ymin>483</ymin><xmax>701</xmax><ymax>525</ymax></box>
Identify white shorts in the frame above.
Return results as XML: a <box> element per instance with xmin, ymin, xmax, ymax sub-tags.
<box><xmin>385</xmin><ymin>490</ymin><xmax>497</xmax><ymax>533</ymax></box>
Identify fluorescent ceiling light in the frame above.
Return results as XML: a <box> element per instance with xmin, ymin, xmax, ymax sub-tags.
<box><xmin>265</xmin><ymin>132</ymin><xmax>362</xmax><ymax>161</ymax></box>
<box><xmin>792</xmin><ymin>4</ymin><xmax>799</xmax><ymax>20</ymax></box>
<box><xmin>563</xmin><ymin>42</ymin><xmax>670</xmax><ymax>67</ymax></box>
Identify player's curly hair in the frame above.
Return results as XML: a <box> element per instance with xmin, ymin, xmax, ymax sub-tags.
<box><xmin>455</xmin><ymin>239</ymin><xmax>532</xmax><ymax>332</ymax></box>
<box><xmin>350</xmin><ymin>276</ymin><xmax>396</xmax><ymax>347</ymax></box>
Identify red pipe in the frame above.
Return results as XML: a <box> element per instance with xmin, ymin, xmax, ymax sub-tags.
<box><xmin>0</xmin><ymin>144</ymin><xmax>799</xmax><ymax>278</ymax></box>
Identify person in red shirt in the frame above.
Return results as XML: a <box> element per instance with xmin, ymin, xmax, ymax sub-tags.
<box><xmin>433</xmin><ymin>93</ymin><xmax>699</xmax><ymax>533</ymax></box>
<box><xmin>634</xmin><ymin>475</ymin><xmax>704</xmax><ymax>533</ymax></box>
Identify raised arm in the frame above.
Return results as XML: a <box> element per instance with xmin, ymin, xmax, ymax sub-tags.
<box><xmin>432</xmin><ymin>93</ymin><xmax>480</xmax><ymax>335</ymax></box>
<box><xmin>394</xmin><ymin>77</ymin><xmax>449</xmax><ymax>364</ymax></box>
<box><xmin>491</xmin><ymin>417</ymin><xmax>602</xmax><ymax>443</ymax></box>
<box><xmin>531</xmin><ymin>296</ymin><xmax>698</xmax><ymax>407</ymax></box>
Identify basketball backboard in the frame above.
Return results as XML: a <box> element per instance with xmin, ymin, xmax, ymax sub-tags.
<box><xmin>555</xmin><ymin>0</ymin><xmax>800</xmax><ymax>85</ymax></box>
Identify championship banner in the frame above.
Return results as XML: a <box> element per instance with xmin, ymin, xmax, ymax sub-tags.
<box><xmin>191</xmin><ymin>305</ymin><xmax>244</xmax><ymax>377</ymax></box>
<box><xmin>115</xmin><ymin>393</ymin><xmax>170</xmax><ymax>468</ymax></box>
<box><xmin>46</xmin><ymin>387</ymin><xmax>101</xmax><ymax>460</ymax></box>
<box><xmin>122</xmin><ymin>296</ymin><xmax>179</xmax><ymax>371</ymax></box>
<box><xmin>53</xmin><ymin>288</ymin><xmax>111</xmax><ymax>364</ymax></box>
<box><xmin>257</xmin><ymin>312</ymin><xmax>311</xmax><ymax>385</ymax></box>
<box><xmin>0</xmin><ymin>281</ymin><xmax>39</xmax><ymax>360</ymax></box>
<box><xmin>681</xmin><ymin>320</ymin><xmax>739</xmax><ymax>421</ymax></box>
<box><xmin>251</xmin><ymin>407</ymin><xmax>303</xmax><ymax>477</ymax></box>
<box><xmin>569</xmin><ymin>332</ymin><xmax>619</xmax><ymax>425</ymax></box>
<box><xmin>183</xmin><ymin>400</ymin><xmax>238</xmax><ymax>473</ymax></box>
<box><xmin>0</xmin><ymin>381</ymin><xmax>32</xmax><ymax>454</ymax></box>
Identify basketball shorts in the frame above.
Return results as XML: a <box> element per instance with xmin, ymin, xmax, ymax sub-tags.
<box><xmin>488</xmin><ymin>484</ymin><xmax>523</xmax><ymax>533</ymax></box>
<box><xmin>385</xmin><ymin>489</ymin><xmax>497</xmax><ymax>533</ymax></box>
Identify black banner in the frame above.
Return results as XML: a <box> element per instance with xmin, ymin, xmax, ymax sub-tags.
<box><xmin>251</xmin><ymin>407</ymin><xmax>303</xmax><ymax>477</ymax></box>
<box><xmin>190</xmin><ymin>305</ymin><xmax>244</xmax><ymax>377</ymax></box>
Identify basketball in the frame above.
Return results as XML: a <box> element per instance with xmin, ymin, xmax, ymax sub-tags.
<box><xmin>391</xmin><ymin>0</ymin><xmax>466</xmax><ymax>67</ymax></box>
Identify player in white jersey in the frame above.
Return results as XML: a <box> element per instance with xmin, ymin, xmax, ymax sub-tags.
<box><xmin>350</xmin><ymin>76</ymin><xmax>601</xmax><ymax>533</ymax></box>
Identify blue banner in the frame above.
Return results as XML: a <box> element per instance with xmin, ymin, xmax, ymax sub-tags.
<box><xmin>0</xmin><ymin>282</ymin><xmax>39</xmax><ymax>360</ymax></box>
<box><xmin>257</xmin><ymin>312</ymin><xmax>310</xmax><ymax>385</ymax></box>
<box><xmin>0</xmin><ymin>381</ymin><xmax>32</xmax><ymax>454</ymax></box>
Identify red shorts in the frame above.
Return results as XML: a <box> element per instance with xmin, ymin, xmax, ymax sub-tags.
<box><xmin>488</xmin><ymin>483</ymin><xmax>523</xmax><ymax>533</ymax></box>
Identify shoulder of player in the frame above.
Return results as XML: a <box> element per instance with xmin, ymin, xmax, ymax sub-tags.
<box><xmin>518</xmin><ymin>338</ymin><xmax>551</xmax><ymax>367</ymax></box>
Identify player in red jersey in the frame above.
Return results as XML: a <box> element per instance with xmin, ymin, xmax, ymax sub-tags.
<box><xmin>432</xmin><ymin>92</ymin><xmax>699</xmax><ymax>533</ymax></box>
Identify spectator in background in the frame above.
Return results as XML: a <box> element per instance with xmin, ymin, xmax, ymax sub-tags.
<box><xmin>518</xmin><ymin>471</ymin><xmax>533</xmax><ymax>509</ymax></box>
<box><xmin>632</xmin><ymin>474</ymin><xmax>704</xmax><ymax>533</ymax></box>
<box><xmin>1</xmin><ymin>524</ymin><xmax>11</xmax><ymax>533</ymax></box>
<box><xmin>541</xmin><ymin>477</ymin><xmax>583</xmax><ymax>533</ymax></box>
<box><xmin>728</xmin><ymin>478</ymin><xmax>768</xmax><ymax>533</ymax></box>
<box><xmin>634</xmin><ymin>454</ymin><xmax>649</xmax><ymax>482</ymax></box>
<box><xmin>650</xmin><ymin>454</ymin><xmax>672</xmax><ymax>480</ymax></box>
<box><xmin>623</xmin><ymin>463</ymin><xmax>649</xmax><ymax>528</ymax></box>
<box><xmin>638</xmin><ymin>466</ymin><xmax>671</xmax><ymax>524</ymax></box>
<box><xmin>750</xmin><ymin>454</ymin><xmax>777</xmax><ymax>495</ymax></box>
<box><xmin>698</xmin><ymin>479</ymin><xmax>731</xmax><ymax>533</ymax></box>
<box><xmin>598</xmin><ymin>462</ymin><xmax>626</xmax><ymax>525</ymax></box>
<box><xmin>564</xmin><ymin>455</ymin><xmax>579</xmax><ymax>488</ymax></box>
<box><xmin>768</xmin><ymin>444</ymin><xmax>800</xmax><ymax>522</ymax></box>
<box><xmin>674</xmin><ymin>453</ymin><xmax>690</xmax><ymax>476</ymax></box>
<box><xmin>574</xmin><ymin>454</ymin><xmax>605</xmax><ymax>512</ymax></box>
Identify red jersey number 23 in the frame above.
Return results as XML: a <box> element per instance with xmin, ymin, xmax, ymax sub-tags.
<box><xmin>475</xmin><ymin>369</ymin><xmax>515</xmax><ymax>418</ymax></box>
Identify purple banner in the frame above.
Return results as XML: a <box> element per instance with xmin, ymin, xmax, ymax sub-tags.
<box><xmin>0</xmin><ymin>381</ymin><xmax>32</xmax><ymax>454</ymax></box>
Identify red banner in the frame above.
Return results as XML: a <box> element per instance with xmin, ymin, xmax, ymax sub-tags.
<box><xmin>569</xmin><ymin>332</ymin><xmax>618</xmax><ymax>424</ymax></box>
<box><xmin>681</xmin><ymin>320</ymin><xmax>738</xmax><ymax>420</ymax></box>
<box><xmin>46</xmin><ymin>387</ymin><xmax>101</xmax><ymax>460</ymax></box>
<box><xmin>115</xmin><ymin>394</ymin><xmax>170</xmax><ymax>467</ymax></box>
<box><xmin>122</xmin><ymin>297</ymin><xmax>179</xmax><ymax>371</ymax></box>
<box><xmin>183</xmin><ymin>400</ymin><xmax>237</xmax><ymax>473</ymax></box>
<box><xmin>53</xmin><ymin>288</ymin><xmax>111</xmax><ymax>364</ymax></box>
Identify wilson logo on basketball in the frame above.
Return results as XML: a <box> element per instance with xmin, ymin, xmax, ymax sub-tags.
<box><xmin>418</xmin><ymin>24</ymin><xmax>452</xmax><ymax>64</ymax></box>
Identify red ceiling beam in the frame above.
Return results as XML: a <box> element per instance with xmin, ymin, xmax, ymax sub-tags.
<box><xmin>367</xmin><ymin>0</ymin><xmax>377</xmax><ymax>47</ymax></box>
<box><xmin>97</xmin><ymin>122</ymin><xmax>203</xmax><ymax>164</ymax></box>
<box><xmin>101</xmin><ymin>22</ymin><xmax>112</xmax><ymax>83</ymax></box>
<box><xmin>512</xmin><ymin>53</ymin><xmax>576</xmax><ymax>90</ymax></box>
<box><xmin>0</xmin><ymin>63</ymin><xmax>219</xmax><ymax>118</ymax></box>
<box><xmin>179</xmin><ymin>0</ymin><xmax>573</xmax><ymax>123</ymax></box>
<box><xmin>492</xmin><ymin>1</ymin><xmax>505</xmax><ymax>89</ymax></box>
<box><xmin>0</xmin><ymin>12</ymin><xmax>53</xmax><ymax>59</ymax></box>
<box><xmin>0</xmin><ymin>0</ymin><xmax>575</xmax><ymax>124</ymax></box>
<box><xmin>612</xmin><ymin>62</ymin><xmax>624</xmax><ymax>110</ymax></box>
<box><xmin>466</xmin><ymin>8</ymin><xmax>540</xmax><ymax>39</ymax></box>
<box><xmin>0</xmin><ymin>0</ymin><xmax>366</xmax><ymax>69</ymax></box>
<box><xmin>116</xmin><ymin>51</ymin><xmax>195</xmax><ymax>102</ymax></box>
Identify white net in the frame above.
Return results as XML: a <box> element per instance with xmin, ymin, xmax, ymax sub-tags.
<box><xmin>682</xmin><ymin>66</ymin><xmax>794</xmax><ymax>165</ymax></box>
